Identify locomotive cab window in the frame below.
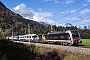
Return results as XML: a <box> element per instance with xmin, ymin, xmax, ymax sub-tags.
<box><xmin>71</xmin><ymin>31</ymin><xmax>79</xmax><ymax>38</ymax></box>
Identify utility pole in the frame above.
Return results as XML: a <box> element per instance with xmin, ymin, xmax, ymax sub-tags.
<box><xmin>28</xmin><ymin>24</ymin><xmax>31</xmax><ymax>44</ymax></box>
<box><xmin>88</xmin><ymin>25</ymin><xmax>90</xmax><ymax>30</ymax></box>
<box><xmin>25</xmin><ymin>29</ymin><xmax>26</xmax><ymax>34</ymax></box>
<box><xmin>12</xmin><ymin>30</ymin><xmax>14</xmax><ymax>40</ymax></box>
<box><xmin>12</xmin><ymin>24</ymin><xmax>14</xmax><ymax>40</ymax></box>
<box><xmin>51</xmin><ymin>23</ymin><xmax>52</xmax><ymax>32</ymax></box>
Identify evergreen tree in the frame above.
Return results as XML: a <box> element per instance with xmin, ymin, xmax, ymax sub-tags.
<box><xmin>0</xmin><ymin>28</ymin><xmax>5</xmax><ymax>39</ymax></box>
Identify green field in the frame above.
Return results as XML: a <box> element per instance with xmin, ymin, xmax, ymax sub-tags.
<box><xmin>82</xmin><ymin>39</ymin><xmax>90</xmax><ymax>45</ymax></box>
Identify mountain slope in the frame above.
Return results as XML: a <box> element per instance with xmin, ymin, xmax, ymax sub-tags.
<box><xmin>40</xmin><ymin>22</ymin><xmax>50</xmax><ymax>26</ymax></box>
<box><xmin>0</xmin><ymin>1</ymin><xmax>40</xmax><ymax>35</ymax></box>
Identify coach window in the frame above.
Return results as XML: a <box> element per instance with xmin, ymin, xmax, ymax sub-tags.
<box><xmin>60</xmin><ymin>36</ymin><xmax>64</xmax><ymax>39</ymax></box>
<box><xmin>54</xmin><ymin>36</ymin><xmax>58</xmax><ymax>39</ymax></box>
<box><xmin>23</xmin><ymin>37</ymin><xmax>24</xmax><ymax>38</ymax></box>
<box><xmin>30</xmin><ymin>36</ymin><xmax>31</xmax><ymax>38</ymax></box>
<box><xmin>27</xmin><ymin>36</ymin><xmax>29</xmax><ymax>38</ymax></box>
<box><xmin>25</xmin><ymin>36</ymin><xmax>26</xmax><ymax>38</ymax></box>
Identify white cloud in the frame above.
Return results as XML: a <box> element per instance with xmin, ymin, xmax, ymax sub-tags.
<box><xmin>72</xmin><ymin>17</ymin><xmax>80</xmax><ymax>20</ymax></box>
<box><xmin>11</xmin><ymin>3</ymin><xmax>64</xmax><ymax>26</ymax></box>
<box><xmin>60</xmin><ymin>11</ymin><xmax>69</xmax><ymax>14</ymax></box>
<box><xmin>62</xmin><ymin>0</ymin><xmax>74</xmax><ymax>4</ymax></box>
<box><xmin>11</xmin><ymin>3</ymin><xmax>34</xmax><ymax>19</ymax></box>
<box><xmin>66</xmin><ymin>0</ymin><xmax>74</xmax><ymax>4</ymax></box>
<box><xmin>31</xmin><ymin>12</ymin><xmax>65</xmax><ymax>26</ymax></box>
<box><xmin>71</xmin><ymin>10</ymin><xmax>76</xmax><ymax>13</ymax></box>
<box><xmin>87</xmin><ymin>0</ymin><xmax>90</xmax><ymax>2</ymax></box>
<box><xmin>60</xmin><ymin>10</ymin><xmax>76</xmax><ymax>14</ymax></box>
<box><xmin>83</xmin><ymin>4</ymin><xmax>88</xmax><ymax>7</ymax></box>
<box><xmin>30</xmin><ymin>12</ymin><xmax>52</xmax><ymax>22</ymax></box>
<box><xmin>54</xmin><ymin>0</ymin><xmax>60</xmax><ymax>3</ymax></box>
<box><xmin>37</xmin><ymin>8</ymin><xmax>42</xmax><ymax>11</ymax></box>
<box><xmin>80</xmin><ymin>9</ymin><xmax>90</xmax><ymax>14</ymax></box>
<box><xmin>60</xmin><ymin>12</ymin><xmax>65</xmax><ymax>14</ymax></box>
<box><xmin>65</xmin><ymin>17</ymin><xmax>80</xmax><ymax>21</ymax></box>
<box><xmin>42</xmin><ymin>0</ymin><xmax>60</xmax><ymax>3</ymax></box>
<box><xmin>82</xmin><ymin>19</ymin><xmax>90</xmax><ymax>22</ymax></box>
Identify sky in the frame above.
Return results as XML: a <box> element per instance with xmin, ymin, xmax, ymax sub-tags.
<box><xmin>1</xmin><ymin>0</ymin><xmax>90</xmax><ymax>29</ymax></box>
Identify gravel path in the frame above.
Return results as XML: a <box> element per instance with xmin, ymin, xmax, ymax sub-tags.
<box><xmin>14</xmin><ymin>41</ymin><xmax>90</xmax><ymax>55</ymax></box>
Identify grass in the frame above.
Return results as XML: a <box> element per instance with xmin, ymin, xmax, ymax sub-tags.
<box><xmin>0</xmin><ymin>39</ymin><xmax>90</xmax><ymax>60</ymax></box>
<box><xmin>82</xmin><ymin>39</ymin><xmax>90</xmax><ymax>45</ymax></box>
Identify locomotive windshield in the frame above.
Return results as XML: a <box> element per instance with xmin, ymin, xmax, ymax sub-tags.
<box><xmin>71</xmin><ymin>31</ymin><xmax>79</xmax><ymax>38</ymax></box>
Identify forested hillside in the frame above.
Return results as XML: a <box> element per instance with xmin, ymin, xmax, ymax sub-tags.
<box><xmin>0</xmin><ymin>1</ymin><xmax>42</xmax><ymax>36</ymax></box>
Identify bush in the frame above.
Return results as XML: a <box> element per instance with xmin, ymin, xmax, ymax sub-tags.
<box><xmin>0</xmin><ymin>40</ymin><xmax>37</xmax><ymax>60</ymax></box>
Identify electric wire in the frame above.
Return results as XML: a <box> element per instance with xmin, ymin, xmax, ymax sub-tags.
<box><xmin>55</xmin><ymin>4</ymin><xmax>90</xmax><ymax>21</ymax></box>
<box><xmin>53</xmin><ymin>0</ymin><xmax>83</xmax><ymax>15</ymax></box>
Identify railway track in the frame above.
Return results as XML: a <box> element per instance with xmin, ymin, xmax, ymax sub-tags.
<box><xmin>14</xmin><ymin>41</ymin><xmax>90</xmax><ymax>55</ymax></box>
<box><xmin>51</xmin><ymin>43</ymin><xmax>90</xmax><ymax>48</ymax></box>
<box><xmin>35</xmin><ymin>42</ymin><xmax>90</xmax><ymax>48</ymax></box>
<box><xmin>72</xmin><ymin>45</ymin><xmax>90</xmax><ymax>48</ymax></box>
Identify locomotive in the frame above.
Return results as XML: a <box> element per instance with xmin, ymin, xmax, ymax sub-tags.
<box><xmin>45</xmin><ymin>30</ymin><xmax>82</xmax><ymax>45</ymax></box>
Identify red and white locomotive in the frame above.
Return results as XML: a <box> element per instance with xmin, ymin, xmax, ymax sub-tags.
<box><xmin>46</xmin><ymin>30</ymin><xmax>82</xmax><ymax>45</ymax></box>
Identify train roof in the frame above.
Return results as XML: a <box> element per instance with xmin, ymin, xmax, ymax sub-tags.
<box><xmin>66</xmin><ymin>30</ymin><xmax>78</xmax><ymax>32</ymax></box>
<box><xmin>19</xmin><ymin>34</ymin><xmax>36</xmax><ymax>36</ymax></box>
<box><xmin>48</xmin><ymin>31</ymin><xmax>65</xmax><ymax>34</ymax></box>
<box><xmin>48</xmin><ymin>30</ymin><xmax>78</xmax><ymax>34</ymax></box>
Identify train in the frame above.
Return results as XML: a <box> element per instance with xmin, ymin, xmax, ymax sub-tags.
<box><xmin>6</xmin><ymin>30</ymin><xmax>82</xmax><ymax>45</ymax></box>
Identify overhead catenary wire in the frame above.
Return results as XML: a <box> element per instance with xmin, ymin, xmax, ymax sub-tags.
<box><xmin>46</xmin><ymin>0</ymin><xmax>84</xmax><ymax>25</ymax></box>
<box><xmin>53</xmin><ymin>0</ymin><xmax>83</xmax><ymax>15</ymax></box>
<box><xmin>59</xmin><ymin>13</ymin><xmax>90</xmax><ymax>24</ymax></box>
<box><xmin>46</xmin><ymin>0</ymin><xmax>89</xmax><ymax>28</ymax></box>
<box><xmin>55</xmin><ymin>4</ymin><xmax>90</xmax><ymax>21</ymax></box>
<box><xmin>57</xmin><ymin>11</ymin><xmax>90</xmax><ymax>25</ymax></box>
<box><xmin>46</xmin><ymin>0</ymin><xmax>83</xmax><ymax>19</ymax></box>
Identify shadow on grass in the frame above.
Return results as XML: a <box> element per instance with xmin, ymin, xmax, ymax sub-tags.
<box><xmin>0</xmin><ymin>40</ymin><xmax>37</xmax><ymax>60</ymax></box>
